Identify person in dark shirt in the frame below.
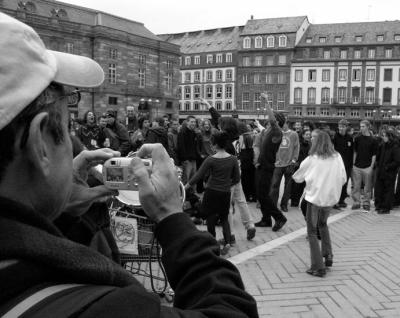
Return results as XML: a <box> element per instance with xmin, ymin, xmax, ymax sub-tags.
<box><xmin>76</xmin><ymin>110</ymin><xmax>105</xmax><ymax>150</ymax></box>
<box><xmin>186</xmin><ymin>131</ymin><xmax>240</xmax><ymax>255</ymax></box>
<box><xmin>351</xmin><ymin>120</ymin><xmax>378</xmax><ymax>211</ymax></box>
<box><xmin>145</xmin><ymin>117</ymin><xmax>170</xmax><ymax>155</ymax></box>
<box><xmin>332</xmin><ymin>119</ymin><xmax>354</xmax><ymax>208</ymax></box>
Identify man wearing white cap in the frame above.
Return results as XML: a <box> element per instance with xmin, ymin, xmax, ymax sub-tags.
<box><xmin>0</xmin><ymin>13</ymin><xmax>257</xmax><ymax>317</ymax></box>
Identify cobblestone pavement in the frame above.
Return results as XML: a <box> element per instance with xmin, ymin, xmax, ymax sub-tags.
<box><xmin>209</xmin><ymin>201</ymin><xmax>400</xmax><ymax>318</ymax></box>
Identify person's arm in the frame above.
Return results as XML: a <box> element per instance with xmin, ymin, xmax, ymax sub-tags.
<box><xmin>253</xmin><ymin>133</ymin><xmax>261</xmax><ymax>167</ymax></box>
<box><xmin>254</xmin><ymin>119</ymin><xmax>265</xmax><ymax>132</ymax></box>
<box><xmin>260</xmin><ymin>92</ymin><xmax>276</xmax><ymax>123</ymax></box>
<box><xmin>186</xmin><ymin>157</ymin><xmax>210</xmax><ymax>188</ymax></box>
<box><xmin>292</xmin><ymin>156</ymin><xmax>311</xmax><ymax>183</ymax></box>
<box><xmin>200</xmin><ymin>98</ymin><xmax>220</xmax><ymax>129</ymax></box>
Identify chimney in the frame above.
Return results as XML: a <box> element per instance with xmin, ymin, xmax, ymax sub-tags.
<box><xmin>251</xmin><ymin>15</ymin><xmax>254</xmax><ymax>20</ymax></box>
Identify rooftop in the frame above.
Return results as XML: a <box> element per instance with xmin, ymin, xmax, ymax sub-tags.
<box><xmin>241</xmin><ymin>16</ymin><xmax>307</xmax><ymax>35</ymax></box>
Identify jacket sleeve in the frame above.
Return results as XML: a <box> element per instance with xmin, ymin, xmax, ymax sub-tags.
<box><xmin>292</xmin><ymin>156</ymin><xmax>310</xmax><ymax>183</ymax></box>
<box><xmin>187</xmin><ymin>158</ymin><xmax>210</xmax><ymax>186</ymax></box>
<box><xmin>156</xmin><ymin>213</ymin><xmax>258</xmax><ymax>318</ymax></box>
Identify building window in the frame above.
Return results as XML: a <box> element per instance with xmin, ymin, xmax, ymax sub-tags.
<box><xmin>179</xmin><ymin>57</ymin><xmax>182</xmax><ymax>66</ymax></box>
<box><xmin>338</xmin><ymin>87</ymin><xmax>347</xmax><ymax>103</ymax></box>
<box><xmin>352</xmin><ymin>69</ymin><xmax>361</xmax><ymax>81</ymax></box>
<box><xmin>216</xmin><ymin>54</ymin><xmax>223</xmax><ymax>63</ymax></box>
<box><xmin>335</xmin><ymin>36</ymin><xmax>342</xmax><ymax>43</ymax></box>
<box><xmin>265</xmin><ymin>92</ymin><xmax>273</xmax><ymax>107</ymax></box>
<box><xmin>377</xmin><ymin>35</ymin><xmax>384</xmax><ymax>42</ymax></box>
<box><xmin>321</xmin><ymin>108</ymin><xmax>330</xmax><ymax>116</ymax></box>
<box><xmin>322</xmin><ymin>69</ymin><xmax>330</xmax><ymax>82</ymax></box>
<box><xmin>277</xmin><ymin>92</ymin><xmax>285</xmax><ymax>110</ymax></box>
<box><xmin>216</xmin><ymin>70</ymin><xmax>223</xmax><ymax>81</ymax></box>
<box><xmin>206</xmin><ymin>54</ymin><xmax>213</xmax><ymax>64</ymax></box>
<box><xmin>177</xmin><ymin>87</ymin><xmax>182</xmax><ymax>100</ymax></box>
<box><xmin>184</xmin><ymin>86</ymin><xmax>191</xmax><ymax>99</ymax></box>
<box><xmin>385</xmin><ymin>48</ymin><xmax>393</xmax><ymax>58</ymax></box>
<box><xmin>384</xmin><ymin>69</ymin><xmax>393</xmax><ymax>81</ymax></box>
<box><xmin>366</xmin><ymin>69</ymin><xmax>375</xmax><ymax>81</ymax></box>
<box><xmin>352</xmin><ymin>87</ymin><xmax>360</xmax><ymax>103</ymax></box>
<box><xmin>166</xmin><ymin>60</ymin><xmax>173</xmax><ymax>69</ymax></box>
<box><xmin>184</xmin><ymin>72</ymin><xmax>191</xmax><ymax>82</ymax></box>
<box><xmin>254</xmin><ymin>92</ymin><xmax>261</xmax><ymax>109</ymax></box>
<box><xmin>255</xmin><ymin>36</ymin><xmax>263</xmax><ymax>48</ymax></box>
<box><xmin>206</xmin><ymin>71</ymin><xmax>213</xmax><ymax>82</ymax></box>
<box><xmin>108</xmin><ymin>63</ymin><xmax>116</xmax><ymax>84</ymax></box>
<box><xmin>215</xmin><ymin>101</ymin><xmax>222</xmax><ymax>110</ymax></box>
<box><xmin>355</xmin><ymin>35</ymin><xmax>363</xmax><ymax>42</ymax></box>
<box><xmin>279</xmin><ymin>35</ymin><xmax>287</xmax><ymax>47</ymax></box>
<box><xmin>66</xmin><ymin>42</ymin><xmax>74</xmax><ymax>54</ymax></box>
<box><xmin>339</xmin><ymin>69</ymin><xmax>347</xmax><ymax>81</ymax></box>
<box><xmin>266</xmin><ymin>73</ymin><xmax>274</xmax><ymax>84</ymax></box>
<box><xmin>109</xmin><ymin>48</ymin><xmax>118</xmax><ymax>59</ymax></box>
<box><xmin>194</xmin><ymin>71</ymin><xmax>201</xmax><ymax>82</ymax></box>
<box><xmin>267</xmin><ymin>36</ymin><xmax>274</xmax><ymax>47</ymax></box>
<box><xmin>255</xmin><ymin>55</ymin><xmax>262</xmax><ymax>66</ymax></box>
<box><xmin>243</xmin><ymin>73</ymin><xmax>249</xmax><ymax>84</ymax></box>
<box><xmin>226</xmin><ymin>101</ymin><xmax>232</xmax><ymax>110</ymax></box>
<box><xmin>308</xmin><ymin>70</ymin><xmax>316</xmax><ymax>81</ymax></box>
<box><xmin>225</xmin><ymin>85</ymin><xmax>232</xmax><ymax>98</ymax></box>
<box><xmin>323</xmin><ymin>50</ymin><xmax>331</xmax><ymax>59</ymax></box>
<box><xmin>337</xmin><ymin>109</ymin><xmax>345</xmax><ymax>117</ymax></box>
<box><xmin>294</xmin><ymin>107</ymin><xmax>302</xmax><ymax>116</ymax></box>
<box><xmin>194</xmin><ymin>86</ymin><xmax>201</xmax><ymax>99</ymax></box>
<box><xmin>278</xmin><ymin>55</ymin><xmax>287</xmax><ymax>65</ymax></box>
<box><xmin>365</xmin><ymin>87</ymin><xmax>375</xmax><ymax>103</ymax></box>
<box><xmin>185</xmin><ymin>102</ymin><xmax>190</xmax><ymax>111</ymax></box>
<box><xmin>226</xmin><ymin>70</ymin><xmax>233</xmax><ymax>81</ymax></box>
<box><xmin>306</xmin><ymin>37</ymin><xmax>312</xmax><ymax>43</ymax></box>
<box><xmin>254</xmin><ymin>73</ymin><xmax>262</xmax><ymax>84</ymax></box>
<box><xmin>139</xmin><ymin>54</ymin><xmax>146</xmax><ymax>65</ymax></box>
<box><xmin>321</xmin><ymin>88</ymin><xmax>330</xmax><ymax>103</ymax></box>
<box><xmin>206</xmin><ymin>86</ymin><xmax>213</xmax><ymax>99</ymax></box>
<box><xmin>108</xmin><ymin>96</ymin><xmax>118</xmax><ymax>105</ymax></box>
<box><xmin>216</xmin><ymin>86</ymin><xmax>223</xmax><ymax>99</ymax></box>
<box><xmin>383</xmin><ymin>88</ymin><xmax>392</xmax><ymax>103</ymax></box>
<box><xmin>226</xmin><ymin>53</ymin><xmax>232</xmax><ymax>63</ymax></box>
<box><xmin>277</xmin><ymin>72</ymin><xmax>286</xmax><ymax>84</ymax></box>
<box><xmin>266</xmin><ymin>55</ymin><xmax>274</xmax><ymax>66</ymax></box>
<box><xmin>194</xmin><ymin>56</ymin><xmax>200</xmax><ymax>64</ymax></box>
<box><xmin>194</xmin><ymin>102</ymin><xmax>200</xmax><ymax>110</ymax></box>
<box><xmin>307</xmin><ymin>88</ymin><xmax>316</xmax><ymax>104</ymax></box>
<box><xmin>243</xmin><ymin>37</ymin><xmax>251</xmax><ymax>48</ymax></box>
<box><xmin>319</xmin><ymin>37</ymin><xmax>326</xmax><ymax>43</ymax></box>
<box><xmin>395</xmin><ymin>34</ymin><xmax>400</xmax><ymax>41</ymax></box>
<box><xmin>340</xmin><ymin>50</ymin><xmax>347</xmax><ymax>59</ymax></box>
<box><xmin>307</xmin><ymin>108</ymin><xmax>316</xmax><ymax>116</ymax></box>
<box><xmin>368</xmin><ymin>49</ymin><xmax>375</xmax><ymax>58</ymax></box>
<box><xmin>350</xmin><ymin>109</ymin><xmax>359</xmax><ymax>117</ymax></box>
<box><xmin>166</xmin><ymin>73</ymin><xmax>173</xmax><ymax>91</ymax></box>
<box><xmin>295</xmin><ymin>70</ymin><xmax>303</xmax><ymax>82</ymax></box>
<box><xmin>185</xmin><ymin>56</ymin><xmax>191</xmax><ymax>65</ymax></box>
<box><xmin>354</xmin><ymin>49</ymin><xmax>361</xmax><ymax>59</ymax></box>
<box><xmin>365</xmin><ymin>110</ymin><xmax>373</xmax><ymax>118</ymax></box>
<box><xmin>242</xmin><ymin>92</ymin><xmax>250</xmax><ymax>109</ymax></box>
<box><xmin>242</xmin><ymin>56</ymin><xmax>251</xmax><ymax>66</ymax></box>
<box><xmin>294</xmin><ymin>88</ymin><xmax>302</xmax><ymax>104</ymax></box>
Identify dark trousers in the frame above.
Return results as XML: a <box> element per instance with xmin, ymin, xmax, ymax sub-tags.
<box><xmin>256</xmin><ymin>167</ymin><xmax>285</xmax><ymax>223</ymax></box>
<box><xmin>241</xmin><ymin>166</ymin><xmax>256</xmax><ymax>201</ymax></box>
<box><xmin>290</xmin><ymin>180</ymin><xmax>305</xmax><ymax>206</ymax></box>
<box><xmin>375</xmin><ymin>176</ymin><xmax>396</xmax><ymax>210</ymax></box>
<box><xmin>339</xmin><ymin>167</ymin><xmax>352</xmax><ymax>203</ymax></box>
<box><xmin>270</xmin><ymin>166</ymin><xmax>294</xmax><ymax>207</ymax></box>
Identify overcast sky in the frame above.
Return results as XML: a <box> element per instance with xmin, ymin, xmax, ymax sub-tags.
<box><xmin>61</xmin><ymin>0</ymin><xmax>400</xmax><ymax>34</ymax></box>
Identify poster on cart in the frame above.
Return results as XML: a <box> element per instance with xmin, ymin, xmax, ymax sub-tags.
<box><xmin>112</xmin><ymin>216</ymin><xmax>138</xmax><ymax>255</ymax></box>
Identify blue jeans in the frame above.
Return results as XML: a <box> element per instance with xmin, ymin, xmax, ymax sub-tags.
<box><xmin>306</xmin><ymin>203</ymin><xmax>332</xmax><ymax>271</ymax></box>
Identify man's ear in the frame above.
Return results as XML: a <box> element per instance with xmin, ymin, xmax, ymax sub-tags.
<box><xmin>24</xmin><ymin>112</ymin><xmax>51</xmax><ymax>177</ymax></box>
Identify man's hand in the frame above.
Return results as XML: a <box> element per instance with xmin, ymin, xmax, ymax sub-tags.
<box><xmin>132</xmin><ymin>144</ymin><xmax>183</xmax><ymax>223</ymax></box>
<box><xmin>199</xmin><ymin>97</ymin><xmax>212</xmax><ymax>109</ymax></box>
<box><xmin>261</xmin><ymin>92</ymin><xmax>268</xmax><ymax>100</ymax></box>
<box><xmin>64</xmin><ymin>149</ymin><xmax>120</xmax><ymax>216</ymax></box>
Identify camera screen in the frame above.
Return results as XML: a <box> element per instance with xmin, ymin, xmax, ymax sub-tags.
<box><xmin>106</xmin><ymin>167</ymin><xmax>124</xmax><ymax>182</ymax></box>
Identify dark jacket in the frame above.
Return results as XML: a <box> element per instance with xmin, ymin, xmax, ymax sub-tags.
<box><xmin>376</xmin><ymin>140</ymin><xmax>400</xmax><ymax>180</ymax></box>
<box><xmin>145</xmin><ymin>127</ymin><xmax>170</xmax><ymax>154</ymax></box>
<box><xmin>298</xmin><ymin>138</ymin><xmax>311</xmax><ymax>164</ymax></box>
<box><xmin>0</xmin><ymin>197</ymin><xmax>258</xmax><ymax>317</ymax></box>
<box><xmin>208</xmin><ymin>107</ymin><xmax>238</xmax><ymax>155</ymax></box>
<box><xmin>77</xmin><ymin>124</ymin><xmax>105</xmax><ymax>150</ymax></box>
<box><xmin>105</xmin><ymin>121</ymin><xmax>131</xmax><ymax>156</ymax></box>
<box><xmin>258</xmin><ymin>123</ymin><xmax>282</xmax><ymax>170</ymax></box>
<box><xmin>333</xmin><ymin>132</ymin><xmax>354</xmax><ymax>170</ymax></box>
<box><xmin>177</xmin><ymin>126</ymin><xmax>199</xmax><ymax>162</ymax></box>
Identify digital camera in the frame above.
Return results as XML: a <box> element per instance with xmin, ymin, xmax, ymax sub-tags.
<box><xmin>103</xmin><ymin>157</ymin><xmax>152</xmax><ymax>191</ymax></box>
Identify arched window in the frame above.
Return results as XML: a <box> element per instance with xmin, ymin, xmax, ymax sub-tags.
<box><xmin>279</xmin><ymin>35</ymin><xmax>287</xmax><ymax>47</ymax></box>
<box><xmin>267</xmin><ymin>36</ymin><xmax>275</xmax><ymax>48</ymax></box>
<box><xmin>243</xmin><ymin>37</ymin><xmax>251</xmax><ymax>48</ymax></box>
<box><xmin>255</xmin><ymin>36</ymin><xmax>263</xmax><ymax>48</ymax></box>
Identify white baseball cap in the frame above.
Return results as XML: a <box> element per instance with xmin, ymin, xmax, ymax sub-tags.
<box><xmin>0</xmin><ymin>12</ymin><xmax>105</xmax><ymax>130</ymax></box>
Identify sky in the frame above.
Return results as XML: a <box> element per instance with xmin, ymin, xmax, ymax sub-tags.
<box><xmin>60</xmin><ymin>0</ymin><xmax>400</xmax><ymax>34</ymax></box>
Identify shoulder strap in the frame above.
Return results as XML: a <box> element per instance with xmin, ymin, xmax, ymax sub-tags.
<box><xmin>3</xmin><ymin>284</ymin><xmax>116</xmax><ymax>318</ymax></box>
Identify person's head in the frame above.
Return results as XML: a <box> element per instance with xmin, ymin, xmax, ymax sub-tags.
<box><xmin>83</xmin><ymin>111</ymin><xmax>96</xmax><ymax>125</ymax></box>
<box><xmin>273</xmin><ymin>112</ymin><xmax>286</xmax><ymax>128</ymax></box>
<box><xmin>170</xmin><ymin>119</ymin><xmax>179</xmax><ymax>132</ymax></box>
<box><xmin>360</xmin><ymin>120</ymin><xmax>371</xmax><ymax>135</ymax></box>
<box><xmin>202</xmin><ymin>119</ymin><xmax>212</xmax><ymax>133</ymax></box>
<box><xmin>219</xmin><ymin>116</ymin><xmax>239</xmax><ymax>138</ymax></box>
<box><xmin>105</xmin><ymin>109</ymin><xmax>116</xmax><ymax>126</ymax></box>
<box><xmin>302</xmin><ymin>129</ymin><xmax>311</xmax><ymax>142</ymax></box>
<box><xmin>338</xmin><ymin>119</ymin><xmax>349</xmax><ymax>135</ymax></box>
<box><xmin>380</xmin><ymin>128</ymin><xmax>396</xmax><ymax>144</ymax></box>
<box><xmin>126</xmin><ymin>105</ymin><xmax>135</xmax><ymax>118</ymax></box>
<box><xmin>99</xmin><ymin>115</ymin><xmax>108</xmax><ymax>128</ymax></box>
<box><xmin>163</xmin><ymin>115</ymin><xmax>170</xmax><ymax>128</ymax></box>
<box><xmin>294</xmin><ymin>121</ymin><xmax>302</xmax><ymax>133</ymax></box>
<box><xmin>303</xmin><ymin>121</ymin><xmax>315</xmax><ymax>132</ymax></box>
<box><xmin>152</xmin><ymin>117</ymin><xmax>164</xmax><ymax>129</ymax></box>
<box><xmin>0</xmin><ymin>12</ymin><xmax>104</xmax><ymax>219</ymax></box>
<box><xmin>309</xmin><ymin>129</ymin><xmax>336</xmax><ymax>159</ymax></box>
<box><xmin>211</xmin><ymin>131</ymin><xmax>229</xmax><ymax>150</ymax></box>
<box><xmin>186</xmin><ymin>115</ymin><xmax>196</xmax><ymax>131</ymax></box>
<box><xmin>138</xmin><ymin>116</ymin><xmax>150</xmax><ymax>130</ymax></box>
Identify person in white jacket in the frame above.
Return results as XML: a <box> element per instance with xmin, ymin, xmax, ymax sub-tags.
<box><xmin>293</xmin><ymin>130</ymin><xmax>346</xmax><ymax>277</ymax></box>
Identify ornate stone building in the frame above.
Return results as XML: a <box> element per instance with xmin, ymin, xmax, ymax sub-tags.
<box><xmin>0</xmin><ymin>0</ymin><xmax>180</xmax><ymax>121</ymax></box>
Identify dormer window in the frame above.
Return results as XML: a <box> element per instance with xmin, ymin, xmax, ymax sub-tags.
<box><xmin>355</xmin><ymin>35</ymin><xmax>363</xmax><ymax>42</ymax></box>
<box><xmin>395</xmin><ymin>34</ymin><xmax>400</xmax><ymax>41</ymax></box>
<box><xmin>334</xmin><ymin>36</ymin><xmax>342</xmax><ymax>43</ymax></box>
<box><xmin>243</xmin><ymin>37</ymin><xmax>251</xmax><ymax>48</ymax></box>
<box><xmin>267</xmin><ymin>36</ymin><xmax>275</xmax><ymax>47</ymax></box>
<box><xmin>305</xmin><ymin>37</ymin><xmax>312</xmax><ymax>44</ymax></box>
<box><xmin>319</xmin><ymin>37</ymin><xmax>326</xmax><ymax>43</ymax></box>
<box><xmin>279</xmin><ymin>35</ymin><xmax>287</xmax><ymax>47</ymax></box>
<box><xmin>255</xmin><ymin>36</ymin><xmax>263</xmax><ymax>48</ymax></box>
<box><xmin>377</xmin><ymin>34</ymin><xmax>384</xmax><ymax>42</ymax></box>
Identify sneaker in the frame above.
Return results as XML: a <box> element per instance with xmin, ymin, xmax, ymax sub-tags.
<box><xmin>220</xmin><ymin>244</ymin><xmax>231</xmax><ymax>256</ymax></box>
<box><xmin>272</xmin><ymin>217</ymin><xmax>287</xmax><ymax>232</ymax></box>
<box><xmin>324</xmin><ymin>255</ymin><xmax>333</xmax><ymax>267</ymax></box>
<box><xmin>362</xmin><ymin>205</ymin><xmax>370</xmax><ymax>212</ymax></box>
<box><xmin>351</xmin><ymin>204</ymin><xmax>361</xmax><ymax>210</ymax></box>
<box><xmin>306</xmin><ymin>268</ymin><xmax>326</xmax><ymax>277</ymax></box>
<box><xmin>217</xmin><ymin>234</ymin><xmax>236</xmax><ymax>246</ymax></box>
<box><xmin>255</xmin><ymin>220</ymin><xmax>272</xmax><ymax>227</ymax></box>
<box><xmin>246</xmin><ymin>227</ymin><xmax>256</xmax><ymax>240</ymax></box>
